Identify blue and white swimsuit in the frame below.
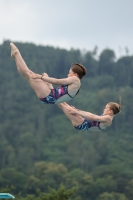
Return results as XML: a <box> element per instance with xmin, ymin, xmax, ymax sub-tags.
<box><xmin>74</xmin><ymin>118</ymin><xmax>105</xmax><ymax>131</ymax></box>
<box><xmin>39</xmin><ymin>85</ymin><xmax>79</xmax><ymax>104</ymax></box>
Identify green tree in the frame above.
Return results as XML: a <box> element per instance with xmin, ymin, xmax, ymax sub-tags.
<box><xmin>96</xmin><ymin>192</ymin><xmax>128</xmax><ymax>200</ymax></box>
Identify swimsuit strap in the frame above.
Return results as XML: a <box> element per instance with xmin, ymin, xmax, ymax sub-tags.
<box><xmin>98</xmin><ymin>122</ymin><xmax>106</xmax><ymax>130</ymax></box>
<box><xmin>67</xmin><ymin>85</ymin><xmax>80</xmax><ymax>98</ymax></box>
<box><xmin>98</xmin><ymin>122</ymin><xmax>102</xmax><ymax>130</ymax></box>
<box><xmin>98</xmin><ymin>114</ymin><xmax>107</xmax><ymax>130</ymax></box>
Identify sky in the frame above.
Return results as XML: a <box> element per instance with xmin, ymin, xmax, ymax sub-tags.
<box><xmin>0</xmin><ymin>0</ymin><xmax>133</xmax><ymax>58</ymax></box>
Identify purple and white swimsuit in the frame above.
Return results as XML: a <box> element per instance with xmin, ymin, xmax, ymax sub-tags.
<box><xmin>74</xmin><ymin>118</ymin><xmax>106</xmax><ymax>131</ymax></box>
<box><xmin>39</xmin><ymin>85</ymin><xmax>79</xmax><ymax>104</ymax></box>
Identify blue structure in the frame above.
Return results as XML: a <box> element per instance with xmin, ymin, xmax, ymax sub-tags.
<box><xmin>0</xmin><ymin>194</ymin><xmax>15</xmax><ymax>199</ymax></box>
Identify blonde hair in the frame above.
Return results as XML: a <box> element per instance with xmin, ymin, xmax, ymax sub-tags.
<box><xmin>108</xmin><ymin>97</ymin><xmax>122</xmax><ymax>115</ymax></box>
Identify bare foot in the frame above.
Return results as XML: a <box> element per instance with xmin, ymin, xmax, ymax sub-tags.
<box><xmin>10</xmin><ymin>43</ymin><xmax>19</xmax><ymax>57</ymax></box>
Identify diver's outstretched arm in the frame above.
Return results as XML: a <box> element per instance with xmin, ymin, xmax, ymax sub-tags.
<box><xmin>57</xmin><ymin>103</ymin><xmax>84</xmax><ymax>126</ymax></box>
<box><xmin>67</xmin><ymin>105</ymin><xmax>112</xmax><ymax>123</ymax></box>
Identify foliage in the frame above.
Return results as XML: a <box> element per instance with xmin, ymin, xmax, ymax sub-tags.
<box><xmin>0</xmin><ymin>40</ymin><xmax>133</xmax><ymax>199</ymax></box>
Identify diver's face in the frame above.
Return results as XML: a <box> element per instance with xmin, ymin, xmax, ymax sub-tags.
<box><xmin>68</xmin><ymin>69</ymin><xmax>76</xmax><ymax>77</ymax></box>
<box><xmin>103</xmin><ymin>104</ymin><xmax>112</xmax><ymax>115</ymax></box>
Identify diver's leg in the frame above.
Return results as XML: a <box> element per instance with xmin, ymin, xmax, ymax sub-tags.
<box><xmin>57</xmin><ymin>103</ymin><xmax>84</xmax><ymax>126</ymax></box>
<box><xmin>10</xmin><ymin>43</ymin><xmax>51</xmax><ymax>98</ymax></box>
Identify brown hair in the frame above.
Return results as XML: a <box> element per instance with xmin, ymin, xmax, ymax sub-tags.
<box><xmin>70</xmin><ymin>63</ymin><xmax>87</xmax><ymax>79</ymax></box>
<box><xmin>108</xmin><ymin>97</ymin><xmax>122</xmax><ymax>115</ymax></box>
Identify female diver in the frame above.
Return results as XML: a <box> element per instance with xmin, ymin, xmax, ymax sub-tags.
<box><xmin>10</xmin><ymin>43</ymin><xmax>86</xmax><ymax>104</ymax></box>
<box><xmin>58</xmin><ymin>100</ymin><xmax>121</xmax><ymax>131</ymax></box>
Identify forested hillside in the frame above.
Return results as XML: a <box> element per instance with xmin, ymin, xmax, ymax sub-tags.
<box><xmin>0</xmin><ymin>40</ymin><xmax>133</xmax><ymax>200</ymax></box>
